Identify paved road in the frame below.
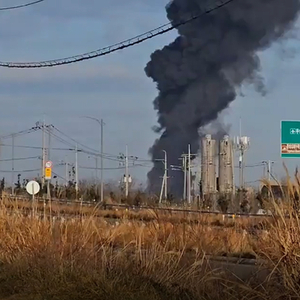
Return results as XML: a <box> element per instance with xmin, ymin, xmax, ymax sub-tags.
<box><xmin>207</xmin><ymin>259</ymin><xmax>269</xmax><ymax>281</ymax></box>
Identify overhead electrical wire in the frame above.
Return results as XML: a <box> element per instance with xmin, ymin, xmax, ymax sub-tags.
<box><xmin>0</xmin><ymin>126</ymin><xmax>152</xmax><ymax>167</ymax></box>
<box><xmin>79</xmin><ymin>163</ymin><xmax>152</xmax><ymax>171</ymax></box>
<box><xmin>0</xmin><ymin>155</ymin><xmax>40</xmax><ymax>162</ymax></box>
<box><xmin>52</xmin><ymin>126</ymin><xmax>98</xmax><ymax>154</ymax></box>
<box><xmin>52</xmin><ymin>126</ymin><xmax>99</xmax><ymax>154</ymax></box>
<box><xmin>0</xmin><ymin>0</ymin><xmax>234</xmax><ymax>68</ymax></box>
<box><xmin>0</xmin><ymin>0</ymin><xmax>45</xmax><ymax>11</ymax></box>
<box><xmin>80</xmin><ymin>166</ymin><xmax>135</xmax><ymax>171</ymax></box>
<box><xmin>51</xmin><ymin>126</ymin><xmax>124</xmax><ymax>162</ymax></box>
<box><xmin>0</xmin><ymin>168</ymin><xmax>40</xmax><ymax>173</ymax></box>
<box><xmin>0</xmin><ymin>126</ymin><xmax>39</xmax><ymax>139</ymax></box>
<box><xmin>0</xmin><ymin>144</ymin><xmax>76</xmax><ymax>151</ymax></box>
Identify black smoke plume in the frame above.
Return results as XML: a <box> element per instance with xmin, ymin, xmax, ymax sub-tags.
<box><xmin>145</xmin><ymin>0</ymin><xmax>300</xmax><ymax>197</ymax></box>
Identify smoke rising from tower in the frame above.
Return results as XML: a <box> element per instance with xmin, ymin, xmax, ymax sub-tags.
<box><xmin>145</xmin><ymin>0</ymin><xmax>300</xmax><ymax>196</ymax></box>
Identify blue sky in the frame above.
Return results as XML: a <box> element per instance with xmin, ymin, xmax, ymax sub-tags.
<box><xmin>0</xmin><ymin>0</ymin><xmax>299</xmax><ymax>189</ymax></box>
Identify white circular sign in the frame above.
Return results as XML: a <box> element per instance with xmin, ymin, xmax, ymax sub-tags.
<box><xmin>26</xmin><ymin>180</ymin><xmax>40</xmax><ymax>195</ymax></box>
<box><xmin>45</xmin><ymin>161</ymin><xmax>53</xmax><ymax>168</ymax></box>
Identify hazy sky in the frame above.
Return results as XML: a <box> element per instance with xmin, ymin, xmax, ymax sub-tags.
<box><xmin>0</xmin><ymin>0</ymin><xmax>299</xmax><ymax>190</ymax></box>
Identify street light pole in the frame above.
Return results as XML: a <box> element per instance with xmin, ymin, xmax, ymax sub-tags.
<box><xmin>82</xmin><ymin>116</ymin><xmax>105</xmax><ymax>203</ymax></box>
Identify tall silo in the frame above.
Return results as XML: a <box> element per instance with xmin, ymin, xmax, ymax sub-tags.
<box><xmin>201</xmin><ymin>134</ymin><xmax>217</xmax><ymax>196</ymax></box>
<box><xmin>219</xmin><ymin>135</ymin><xmax>235</xmax><ymax>195</ymax></box>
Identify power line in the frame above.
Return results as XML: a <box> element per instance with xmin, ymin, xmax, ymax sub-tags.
<box><xmin>0</xmin><ymin>126</ymin><xmax>39</xmax><ymax>139</ymax></box>
<box><xmin>0</xmin><ymin>0</ymin><xmax>45</xmax><ymax>11</ymax></box>
<box><xmin>51</xmin><ymin>126</ymin><xmax>123</xmax><ymax>162</ymax></box>
<box><xmin>0</xmin><ymin>0</ymin><xmax>234</xmax><ymax>68</ymax></box>
<box><xmin>80</xmin><ymin>166</ymin><xmax>129</xmax><ymax>171</ymax></box>
<box><xmin>0</xmin><ymin>168</ymin><xmax>40</xmax><ymax>173</ymax></box>
<box><xmin>234</xmin><ymin>163</ymin><xmax>264</xmax><ymax>169</ymax></box>
<box><xmin>0</xmin><ymin>155</ymin><xmax>40</xmax><ymax>162</ymax></box>
<box><xmin>0</xmin><ymin>126</ymin><xmax>149</xmax><ymax>164</ymax></box>
<box><xmin>0</xmin><ymin>144</ymin><xmax>75</xmax><ymax>151</ymax></box>
<box><xmin>52</xmin><ymin>126</ymin><xmax>99</xmax><ymax>153</ymax></box>
<box><xmin>0</xmin><ymin>126</ymin><xmax>151</xmax><ymax>166</ymax></box>
<box><xmin>79</xmin><ymin>163</ymin><xmax>152</xmax><ymax>171</ymax></box>
<box><xmin>0</xmin><ymin>141</ymin><xmax>121</xmax><ymax>162</ymax></box>
<box><xmin>52</xmin><ymin>171</ymin><xmax>66</xmax><ymax>181</ymax></box>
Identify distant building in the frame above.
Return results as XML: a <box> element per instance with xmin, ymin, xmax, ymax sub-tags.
<box><xmin>260</xmin><ymin>182</ymin><xmax>287</xmax><ymax>200</ymax></box>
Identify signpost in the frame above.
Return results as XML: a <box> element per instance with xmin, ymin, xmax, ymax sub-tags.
<box><xmin>45</xmin><ymin>161</ymin><xmax>52</xmax><ymax>168</ymax></box>
<box><xmin>44</xmin><ymin>161</ymin><xmax>52</xmax><ymax>220</ymax></box>
<box><xmin>26</xmin><ymin>180</ymin><xmax>40</xmax><ymax>217</ymax></box>
<box><xmin>26</xmin><ymin>180</ymin><xmax>40</xmax><ymax>197</ymax></box>
<box><xmin>281</xmin><ymin>121</ymin><xmax>300</xmax><ymax>158</ymax></box>
<box><xmin>45</xmin><ymin>168</ymin><xmax>52</xmax><ymax>180</ymax></box>
<box><xmin>45</xmin><ymin>160</ymin><xmax>52</xmax><ymax>180</ymax></box>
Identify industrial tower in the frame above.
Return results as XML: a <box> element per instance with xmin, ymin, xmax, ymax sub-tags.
<box><xmin>218</xmin><ymin>135</ymin><xmax>235</xmax><ymax>196</ymax></box>
<box><xmin>200</xmin><ymin>134</ymin><xmax>217</xmax><ymax>208</ymax></box>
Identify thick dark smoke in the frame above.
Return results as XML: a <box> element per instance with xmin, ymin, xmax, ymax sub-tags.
<box><xmin>145</xmin><ymin>0</ymin><xmax>300</xmax><ymax>197</ymax></box>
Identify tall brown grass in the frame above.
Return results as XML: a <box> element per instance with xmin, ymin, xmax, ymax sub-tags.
<box><xmin>0</xmin><ymin>204</ymin><xmax>266</xmax><ymax>299</ymax></box>
<box><xmin>2</xmin><ymin>168</ymin><xmax>300</xmax><ymax>298</ymax></box>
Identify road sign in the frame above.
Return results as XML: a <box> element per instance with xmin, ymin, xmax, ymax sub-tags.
<box><xmin>45</xmin><ymin>161</ymin><xmax>53</xmax><ymax>168</ymax></box>
<box><xmin>281</xmin><ymin>120</ymin><xmax>300</xmax><ymax>157</ymax></box>
<box><xmin>26</xmin><ymin>180</ymin><xmax>40</xmax><ymax>195</ymax></box>
<box><xmin>45</xmin><ymin>167</ymin><xmax>52</xmax><ymax>180</ymax></box>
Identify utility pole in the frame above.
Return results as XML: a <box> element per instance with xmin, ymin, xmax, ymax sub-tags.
<box><xmin>269</xmin><ymin>161</ymin><xmax>274</xmax><ymax>181</ymax></box>
<box><xmin>47</xmin><ymin>126</ymin><xmax>52</xmax><ymax>204</ymax></box>
<box><xmin>163</xmin><ymin>150</ymin><xmax>168</xmax><ymax>199</ymax></box>
<box><xmin>75</xmin><ymin>144</ymin><xmax>78</xmax><ymax>200</ymax></box>
<box><xmin>183</xmin><ymin>155</ymin><xmax>187</xmax><ymax>201</ymax></box>
<box><xmin>125</xmin><ymin>145</ymin><xmax>129</xmax><ymax>198</ymax></box>
<box><xmin>47</xmin><ymin>125</ymin><xmax>51</xmax><ymax>162</ymax></box>
<box><xmin>41</xmin><ymin>120</ymin><xmax>46</xmax><ymax>187</ymax></box>
<box><xmin>159</xmin><ymin>150</ymin><xmax>168</xmax><ymax>204</ymax></box>
<box><xmin>234</xmin><ymin>118</ymin><xmax>250</xmax><ymax>211</ymax></box>
<box><xmin>65</xmin><ymin>156</ymin><xmax>68</xmax><ymax>186</ymax></box>
<box><xmin>181</xmin><ymin>148</ymin><xmax>198</xmax><ymax>204</ymax></box>
<box><xmin>239</xmin><ymin>117</ymin><xmax>243</xmax><ymax>191</ymax></box>
<box><xmin>239</xmin><ymin>149</ymin><xmax>244</xmax><ymax>190</ymax></box>
<box><xmin>118</xmin><ymin>149</ymin><xmax>136</xmax><ymax>199</ymax></box>
<box><xmin>262</xmin><ymin>160</ymin><xmax>274</xmax><ymax>182</ymax></box>
<box><xmin>262</xmin><ymin>160</ymin><xmax>274</xmax><ymax>198</ymax></box>
<box><xmin>159</xmin><ymin>176</ymin><xmax>165</xmax><ymax>204</ymax></box>
<box><xmin>187</xmin><ymin>144</ymin><xmax>191</xmax><ymax>205</ymax></box>
<box><xmin>11</xmin><ymin>134</ymin><xmax>15</xmax><ymax>196</ymax></box>
<box><xmin>100</xmin><ymin>119</ymin><xmax>104</xmax><ymax>203</ymax></box>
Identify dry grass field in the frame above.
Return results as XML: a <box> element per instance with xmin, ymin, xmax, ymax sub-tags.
<box><xmin>2</xmin><ymin>196</ymin><xmax>270</xmax><ymax>227</ymax></box>
<box><xmin>0</xmin><ymin>203</ymin><xmax>294</xmax><ymax>299</ymax></box>
<box><xmin>0</xmin><ymin>175</ymin><xmax>300</xmax><ymax>299</ymax></box>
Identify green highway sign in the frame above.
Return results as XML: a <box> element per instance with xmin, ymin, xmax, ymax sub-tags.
<box><xmin>281</xmin><ymin>120</ymin><xmax>300</xmax><ymax>158</ymax></box>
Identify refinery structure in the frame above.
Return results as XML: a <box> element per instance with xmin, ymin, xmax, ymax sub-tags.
<box><xmin>195</xmin><ymin>133</ymin><xmax>250</xmax><ymax>210</ymax></box>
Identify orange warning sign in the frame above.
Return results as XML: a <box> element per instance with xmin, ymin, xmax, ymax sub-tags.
<box><xmin>45</xmin><ymin>167</ymin><xmax>52</xmax><ymax>180</ymax></box>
